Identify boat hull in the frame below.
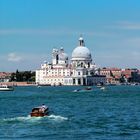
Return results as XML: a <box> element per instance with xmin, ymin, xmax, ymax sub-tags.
<box><xmin>0</xmin><ymin>88</ymin><xmax>14</xmax><ymax>91</ymax></box>
<box><xmin>30</xmin><ymin>112</ymin><xmax>49</xmax><ymax>117</ymax></box>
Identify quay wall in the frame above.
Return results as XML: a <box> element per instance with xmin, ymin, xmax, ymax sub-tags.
<box><xmin>0</xmin><ymin>82</ymin><xmax>36</xmax><ymax>86</ymax></box>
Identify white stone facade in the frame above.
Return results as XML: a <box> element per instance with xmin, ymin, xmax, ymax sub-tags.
<box><xmin>36</xmin><ymin>36</ymin><xmax>105</xmax><ymax>86</ymax></box>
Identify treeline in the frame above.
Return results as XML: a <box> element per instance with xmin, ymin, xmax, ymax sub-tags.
<box><xmin>10</xmin><ymin>70</ymin><xmax>35</xmax><ymax>82</ymax></box>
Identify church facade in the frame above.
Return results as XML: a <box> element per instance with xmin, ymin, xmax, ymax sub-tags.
<box><xmin>36</xmin><ymin>36</ymin><xmax>106</xmax><ymax>86</ymax></box>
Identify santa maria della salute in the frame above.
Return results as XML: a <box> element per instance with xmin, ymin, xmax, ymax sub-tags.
<box><xmin>36</xmin><ymin>36</ymin><xmax>106</xmax><ymax>86</ymax></box>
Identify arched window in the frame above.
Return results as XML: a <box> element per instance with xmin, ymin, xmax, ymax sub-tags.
<box><xmin>88</xmin><ymin>62</ymin><xmax>90</xmax><ymax>68</ymax></box>
<box><xmin>81</xmin><ymin>62</ymin><xmax>83</xmax><ymax>67</ymax></box>
<box><xmin>56</xmin><ymin>55</ymin><xmax>59</xmax><ymax>64</ymax></box>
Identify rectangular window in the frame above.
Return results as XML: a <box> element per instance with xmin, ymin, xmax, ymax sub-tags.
<box><xmin>78</xmin><ymin>79</ymin><xmax>81</xmax><ymax>85</ymax></box>
<box><xmin>73</xmin><ymin>79</ymin><xmax>75</xmax><ymax>84</ymax></box>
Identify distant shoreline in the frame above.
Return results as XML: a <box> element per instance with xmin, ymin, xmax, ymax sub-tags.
<box><xmin>0</xmin><ymin>82</ymin><xmax>140</xmax><ymax>87</ymax></box>
<box><xmin>0</xmin><ymin>82</ymin><xmax>36</xmax><ymax>86</ymax></box>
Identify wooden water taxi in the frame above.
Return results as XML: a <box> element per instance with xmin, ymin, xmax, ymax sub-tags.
<box><xmin>30</xmin><ymin>106</ymin><xmax>49</xmax><ymax>117</ymax></box>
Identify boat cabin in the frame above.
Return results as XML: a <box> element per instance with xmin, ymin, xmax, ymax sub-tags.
<box><xmin>0</xmin><ymin>85</ymin><xmax>14</xmax><ymax>91</ymax></box>
<box><xmin>30</xmin><ymin>106</ymin><xmax>49</xmax><ymax>117</ymax></box>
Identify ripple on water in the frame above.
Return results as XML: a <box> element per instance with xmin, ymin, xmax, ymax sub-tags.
<box><xmin>0</xmin><ymin>86</ymin><xmax>140</xmax><ymax>140</ymax></box>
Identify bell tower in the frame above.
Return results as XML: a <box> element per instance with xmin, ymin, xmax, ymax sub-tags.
<box><xmin>52</xmin><ymin>49</ymin><xmax>59</xmax><ymax>65</ymax></box>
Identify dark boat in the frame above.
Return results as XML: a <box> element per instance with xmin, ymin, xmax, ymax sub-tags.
<box><xmin>30</xmin><ymin>106</ymin><xmax>49</xmax><ymax>117</ymax></box>
<box><xmin>73</xmin><ymin>89</ymin><xmax>81</xmax><ymax>92</ymax></box>
<box><xmin>85</xmin><ymin>87</ymin><xmax>92</xmax><ymax>90</ymax></box>
<box><xmin>73</xmin><ymin>87</ymin><xmax>92</xmax><ymax>93</ymax></box>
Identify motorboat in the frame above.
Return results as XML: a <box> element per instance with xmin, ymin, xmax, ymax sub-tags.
<box><xmin>37</xmin><ymin>85</ymin><xmax>41</xmax><ymax>88</ymax></box>
<box><xmin>82</xmin><ymin>87</ymin><xmax>93</xmax><ymax>92</ymax></box>
<box><xmin>30</xmin><ymin>106</ymin><xmax>49</xmax><ymax>117</ymax></box>
<box><xmin>100</xmin><ymin>86</ymin><xmax>105</xmax><ymax>90</ymax></box>
<box><xmin>84</xmin><ymin>87</ymin><xmax>92</xmax><ymax>90</ymax></box>
<box><xmin>73</xmin><ymin>87</ymin><xmax>92</xmax><ymax>93</ymax></box>
<box><xmin>96</xmin><ymin>83</ymin><xmax>102</xmax><ymax>87</ymax></box>
<box><xmin>0</xmin><ymin>85</ymin><xmax>14</xmax><ymax>91</ymax></box>
<box><xmin>73</xmin><ymin>89</ymin><xmax>81</xmax><ymax>92</ymax></box>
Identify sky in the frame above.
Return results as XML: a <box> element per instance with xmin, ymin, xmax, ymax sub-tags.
<box><xmin>0</xmin><ymin>0</ymin><xmax>140</xmax><ymax>72</ymax></box>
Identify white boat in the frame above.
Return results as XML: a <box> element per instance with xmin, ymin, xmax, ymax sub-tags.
<box><xmin>0</xmin><ymin>85</ymin><xmax>14</xmax><ymax>91</ymax></box>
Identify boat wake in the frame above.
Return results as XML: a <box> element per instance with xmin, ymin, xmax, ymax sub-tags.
<box><xmin>1</xmin><ymin>115</ymin><xmax>41</xmax><ymax>123</ymax></box>
<box><xmin>0</xmin><ymin>114</ymin><xmax>68</xmax><ymax>124</ymax></box>
<box><xmin>47</xmin><ymin>114</ymin><xmax>68</xmax><ymax>121</ymax></box>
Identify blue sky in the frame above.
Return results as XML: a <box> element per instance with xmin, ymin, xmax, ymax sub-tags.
<box><xmin>0</xmin><ymin>0</ymin><xmax>140</xmax><ymax>71</ymax></box>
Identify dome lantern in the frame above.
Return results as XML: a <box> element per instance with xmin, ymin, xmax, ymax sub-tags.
<box><xmin>79</xmin><ymin>35</ymin><xmax>85</xmax><ymax>47</ymax></box>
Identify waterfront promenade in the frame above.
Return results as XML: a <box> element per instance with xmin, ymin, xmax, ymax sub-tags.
<box><xmin>0</xmin><ymin>82</ymin><xmax>35</xmax><ymax>86</ymax></box>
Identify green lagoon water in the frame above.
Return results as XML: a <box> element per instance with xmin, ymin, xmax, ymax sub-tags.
<box><xmin>0</xmin><ymin>85</ymin><xmax>140</xmax><ymax>140</ymax></box>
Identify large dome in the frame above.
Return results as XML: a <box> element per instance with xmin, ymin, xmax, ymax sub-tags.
<box><xmin>71</xmin><ymin>36</ymin><xmax>92</xmax><ymax>61</ymax></box>
<box><xmin>72</xmin><ymin>46</ymin><xmax>91</xmax><ymax>60</ymax></box>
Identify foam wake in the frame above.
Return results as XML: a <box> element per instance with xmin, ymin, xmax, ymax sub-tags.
<box><xmin>1</xmin><ymin>115</ymin><xmax>43</xmax><ymax>123</ymax></box>
<box><xmin>47</xmin><ymin>114</ymin><xmax>68</xmax><ymax>121</ymax></box>
<box><xmin>0</xmin><ymin>114</ymin><xmax>68</xmax><ymax>124</ymax></box>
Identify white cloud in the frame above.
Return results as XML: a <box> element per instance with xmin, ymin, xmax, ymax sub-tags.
<box><xmin>0</xmin><ymin>53</ymin><xmax>49</xmax><ymax>71</ymax></box>
<box><xmin>0</xmin><ymin>28</ymin><xmax>115</xmax><ymax>38</ymax></box>
<box><xmin>95</xmin><ymin>52</ymin><xmax>140</xmax><ymax>69</ymax></box>
<box><xmin>0</xmin><ymin>29</ymin><xmax>51</xmax><ymax>35</ymax></box>
<box><xmin>131</xmin><ymin>51</ymin><xmax>140</xmax><ymax>59</ymax></box>
<box><xmin>0</xmin><ymin>29</ymin><xmax>75</xmax><ymax>36</ymax></box>
<box><xmin>120</xmin><ymin>37</ymin><xmax>140</xmax><ymax>49</ymax></box>
<box><xmin>119</xmin><ymin>21</ymin><xmax>140</xmax><ymax>30</ymax></box>
<box><xmin>8</xmin><ymin>53</ymin><xmax>22</xmax><ymax>62</ymax></box>
<box><xmin>127</xmin><ymin>37</ymin><xmax>140</xmax><ymax>44</ymax></box>
<box><xmin>108</xmin><ymin>21</ymin><xmax>140</xmax><ymax>30</ymax></box>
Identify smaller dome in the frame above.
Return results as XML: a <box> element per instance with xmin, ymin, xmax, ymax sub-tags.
<box><xmin>60</xmin><ymin>47</ymin><xmax>64</xmax><ymax>52</ymax></box>
<box><xmin>59</xmin><ymin>52</ymin><xmax>68</xmax><ymax>60</ymax></box>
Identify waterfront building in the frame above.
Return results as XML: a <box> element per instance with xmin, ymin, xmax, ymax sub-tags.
<box><xmin>36</xmin><ymin>36</ymin><xmax>106</xmax><ymax>86</ymax></box>
<box><xmin>99</xmin><ymin>68</ymin><xmax>121</xmax><ymax>84</ymax></box>
<box><xmin>121</xmin><ymin>69</ymin><xmax>132</xmax><ymax>82</ymax></box>
<box><xmin>131</xmin><ymin>69</ymin><xmax>140</xmax><ymax>83</ymax></box>
<box><xmin>0</xmin><ymin>72</ymin><xmax>11</xmax><ymax>82</ymax></box>
<box><xmin>99</xmin><ymin>68</ymin><xmax>111</xmax><ymax>78</ymax></box>
<box><xmin>121</xmin><ymin>69</ymin><xmax>132</xmax><ymax>79</ymax></box>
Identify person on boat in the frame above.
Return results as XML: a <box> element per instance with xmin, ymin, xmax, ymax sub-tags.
<box><xmin>41</xmin><ymin>104</ymin><xmax>47</xmax><ymax>109</ymax></box>
<box><xmin>40</xmin><ymin>104</ymin><xmax>47</xmax><ymax>113</ymax></box>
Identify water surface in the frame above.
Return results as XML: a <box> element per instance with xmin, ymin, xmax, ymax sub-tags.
<box><xmin>0</xmin><ymin>85</ymin><xmax>140</xmax><ymax>140</ymax></box>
